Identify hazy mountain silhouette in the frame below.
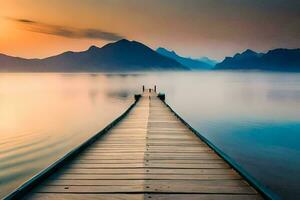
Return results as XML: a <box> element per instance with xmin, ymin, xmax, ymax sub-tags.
<box><xmin>0</xmin><ymin>39</ymin><xmax>188</xmax><ymax>72</ymax></box>
<box><xmin>198</xmin><ymin>57</ymin><xmax>218</xmax><ymax>66</ymax></box>
<box><xmin>156</xmin><ymin>47</ymin><xmax>213</xmax><ymax>70</ymax></box>
<box><xmin>215</xmin><ymin>48</ymin><xmax>300</xmax><ymax>71</ymax></box>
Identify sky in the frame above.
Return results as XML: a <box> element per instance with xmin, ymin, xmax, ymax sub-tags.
<box><xmin>0</xmin><ymin>0</ymin><xmax>299</xmax><ymax>60</ymax></box>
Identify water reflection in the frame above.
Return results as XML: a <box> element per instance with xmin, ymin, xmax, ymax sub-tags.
<box><xmin>0</xmin><ymin>73</ymin><xmax>133</xmax><ymax>198</ymax></box>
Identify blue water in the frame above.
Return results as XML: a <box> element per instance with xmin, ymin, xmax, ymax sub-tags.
<box><xmin>1</xmin><ymin>72</ymin><xmax>299</xmax><ymax>199</ymax></box>
<box><xmin>188</xmin><ymin>120</ymin><xmax>300</xmax><ymax>199</ymax></box>
<box><xmin>161</xmin><ymin>72</ymin><xmax>300</xmax><ymax>199</ymax></box>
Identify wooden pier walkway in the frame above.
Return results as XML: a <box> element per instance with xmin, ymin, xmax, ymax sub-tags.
<box><xmin>11</xmin><ymin>91</ymin><xmax>264</xmax><ymax>199</ymax></box>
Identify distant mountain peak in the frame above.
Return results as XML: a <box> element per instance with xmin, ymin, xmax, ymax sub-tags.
<box><xmin>112</xmin><ymin>39</ymin><xmax>144</xmax><ymax>46</ymax></box>
<box><xmin>242</xmin><ymin>49</ymin><xmax>258</xmax><ymax>56</ymax></box>
<box><xmin>101</xmin><ymin>39</ymin><xmax>149</xmax><ymax>51</ymax></box>
<box><xmin>233</xmin><ymin>49</ymin><xmax>259</xmax><ymax>59</ymax></box>
<box><xmin>112</xmin><ymin>38</ymin><xmax>132</xmax><ymax>45</ymax></box>
<box><xmin>117</xmin><ymin>38</ymin><xmax>130</xmax><ymax>43</ymax></box>
<box><xmin>88</xmin><ymin>45</ymin><xmax>100</xmax><ymax>51</ymax></box>
<box><xmin>157</xmin><ymin>47</ymin><xmax>178</xmax><ymax>57</ymax></box>
<box><xmin>156</xmin><ymin>47</ymin><xmax>213</xmax><ymax>69</ymax></box>
<box><xmin>243</xmin><ymin>49</ymin><xmax>256</xmax><ymax>54</ymax></box>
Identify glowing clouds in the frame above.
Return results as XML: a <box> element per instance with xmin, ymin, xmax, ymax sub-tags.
<box><xmin>7</xmin><ymin>17</ymin><xmax>124</xmax><ymax>41</ymax></box>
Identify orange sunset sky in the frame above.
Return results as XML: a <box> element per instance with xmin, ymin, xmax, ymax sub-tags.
<box><xmin>0</xmin><ymin>0</ymin><xmax>299</xmax><ymax>60</ymax></box>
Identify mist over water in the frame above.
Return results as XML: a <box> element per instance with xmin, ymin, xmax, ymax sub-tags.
<box><xmin>0</xmin><ymin>71</ymin><xmax>300</xmax><ymax>199</ymax></box>
<box><xmin>0</xmin><ymin>73</ymin><xmax>133</xmax><ymax>198</ymax></box>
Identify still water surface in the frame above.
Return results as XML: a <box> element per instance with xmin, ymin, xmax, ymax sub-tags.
<box><xmin>0</xmin><ymin>72</ymin><xmax>300</xmax><ymax>199</ymax></box>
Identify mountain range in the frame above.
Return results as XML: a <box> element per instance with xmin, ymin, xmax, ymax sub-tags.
<box><xmin>156</xmin><ymin>47</ymin><xmax>214</xmax><ymax>70</ymax></box>
<box><xmin>0</xmin><ymin>39</ymin><xmax>187</xmax><ymax>72</ymax></box>
<box><xmin>215</xmin><ymin>49</ymin><xmax>300</xmax><ymax>71</ymax></box>
<box><xmin>0</xmin><ymin>39</ymin><xmax>300</xmax><ymax>72</ymax></box>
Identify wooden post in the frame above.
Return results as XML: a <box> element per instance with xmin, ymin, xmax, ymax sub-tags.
<box><xmin>154</xmin><ymin>85</ymin><xmax>157</xmax><ymax>92</ymax></box>
<box><xmin>142</xmin><ymin>85</ymin><xmax>145</xmax><ymax>92</ymax></box>
<box><xmin>134</xmin><ymin>94</ymin><xmax>141</xmax><ymax>101</ymax></box>
<box><xmin>157</xmin><ymin>93</ymin><xmax>165</xmax><ymax>101</ymax></box>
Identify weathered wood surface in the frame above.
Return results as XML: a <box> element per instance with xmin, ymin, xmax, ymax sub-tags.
<box><xmin>24</xmin><ymin>91</ymin><xmax>263</xmax><ymax>200</ymax></box>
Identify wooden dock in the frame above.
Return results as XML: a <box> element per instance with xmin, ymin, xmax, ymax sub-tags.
<box><xmin>7</xmin><ymin>90</ymin><xmax>266</xmax><ymax>200</ymax></box>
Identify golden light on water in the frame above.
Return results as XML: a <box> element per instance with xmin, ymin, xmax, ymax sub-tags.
<box><xmin>0</xmin><ymin>73</ymin><xmax>135</xmax><ymax>198</ymax></box>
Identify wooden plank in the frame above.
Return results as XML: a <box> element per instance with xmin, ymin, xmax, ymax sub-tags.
<box><xmin>95</xmin><ymin>139</ymin><xmax>146</xmax><ymax>142</ymax></box>
<box><xmin>147</xmin><ymin>136</ymin><xmax>197</xmax><ymax>139</ymax></box>
<box><xmin>93</xmin><ymin>144</ymin><xmax>146</xmax><ymax>147</ymax></box>
<box><xmin>146</xmin><ymin>159</ymin><xmax>224</xmax><ymax>164</ymax></box>
<box><xmin>88</xmin><ymin>147</ymin><xmax>147</xmax><ymax>149</ymax></box>
<box><xmin>63</xmin><ymin>168</ymin><xmax>236</xmax><ymax>175</ymax></box>
<box><xmin>85</xmin><ymin>150</ymin><xmax>146</xmax><ymax>153</ymax></box>
<box><xmin>66</xmin><ymin>163</ymin><xmax>145</xmax><ymax>168</ymax></box>
<box><xmin>25</xmin><ymin>194</ymin><xmax>144</xmax><ymax>200</ymax></box>
<box><xmin>146</xmin><ymin>143</ymin><xmax>208</xmax><ymax>147</ymax></box>
<box><xmin>146</xmin><ymin>141</ymin><xmax>204</xmax><ymax>145</ymax></box>
<box><xmin>72</xmin><ymin>159</ymin><xmax>225</xmax><ymax>164</ymax></box>
<box><xmin>146</xmin><ymin>146</ymin><xmax>210</xmax><ymax>150</ymax></box>
<box><xmin>99</xmin><ymin>139</ymin><xmax>147</xmax><ymax>141</ymax></box>
<box><xmin>81</xmin><ymin>152</ymin><xmax>145</xmax><ymax>156</ymax></box>
<box><xmin>43</xmin><ymin>179</ymin><xmax>144</xmax><ymax>186</ymax></box>
<box><xmin>52</xmin><ymin>174</ymin><xmax>241</xmax><ymax>180</ymax></box>
<box><xmin>43</xmin><ymin>179</ymin><xmax>247</xmax><ymax>187</ymax></box>
<box><xmin>67</xmin><ymin>163</ymin><xmax>229</xmax><ymax>169</ymax></box>
<box><xmin>81</xmin><ymin>152</ymin><xmax>216</xmax><ymax>156</ymax></box>
<box><xmin>144</xmin><ymin>155</ymin><xmax>220</xmax><ymax>159</ymax></box>
<box><xmin>145</xmin><ymin>163</ymin><xmax>229</xmax><ymax>169</ymax></box>
<box><xmin>144</xmin><ymin>194</ymin><xmax>263</xmax><ymax>200</ymax></box>
<box><xmin>145</xmin><ymin>186</ymin><xmax>256</xmax><ymax>194</ymax></box>
<box><xmin>77</xmin><ymin>155</ymin><xmax>144</xmax><ymax>160</ymax></box>
<box><xmin>145</xmin><ymin>152</ymin><xmax>217</xmax><ymax>156</ymax></box>
<box><xmin>35</xmin><ymin>185</ymin><xmax>256</xmax><ymax>194</ymax></box>
<box><xmin>145</xmin><ymin>149</ymin><xmax>213</xmax><ymax>153</ymax></box>
<box><xmin>147</xmin><ymin>138</ymin><xmax>200</xmax><ymax>141</ymax></box>
<box><xmin>72</xmin><ymin>160</ymin><xmax>146</xmax><ymax>164</ymax></box>
<box><xmin>35</xmin><ymin>185</ymin><xmax>144</xmax><ymax>193</ymax></box>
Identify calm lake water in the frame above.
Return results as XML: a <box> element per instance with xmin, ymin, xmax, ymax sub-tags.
<box><xmin>1</xmin><ymin>72</ymin><xmax>300</xmax><ymax>199</ymax></box>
